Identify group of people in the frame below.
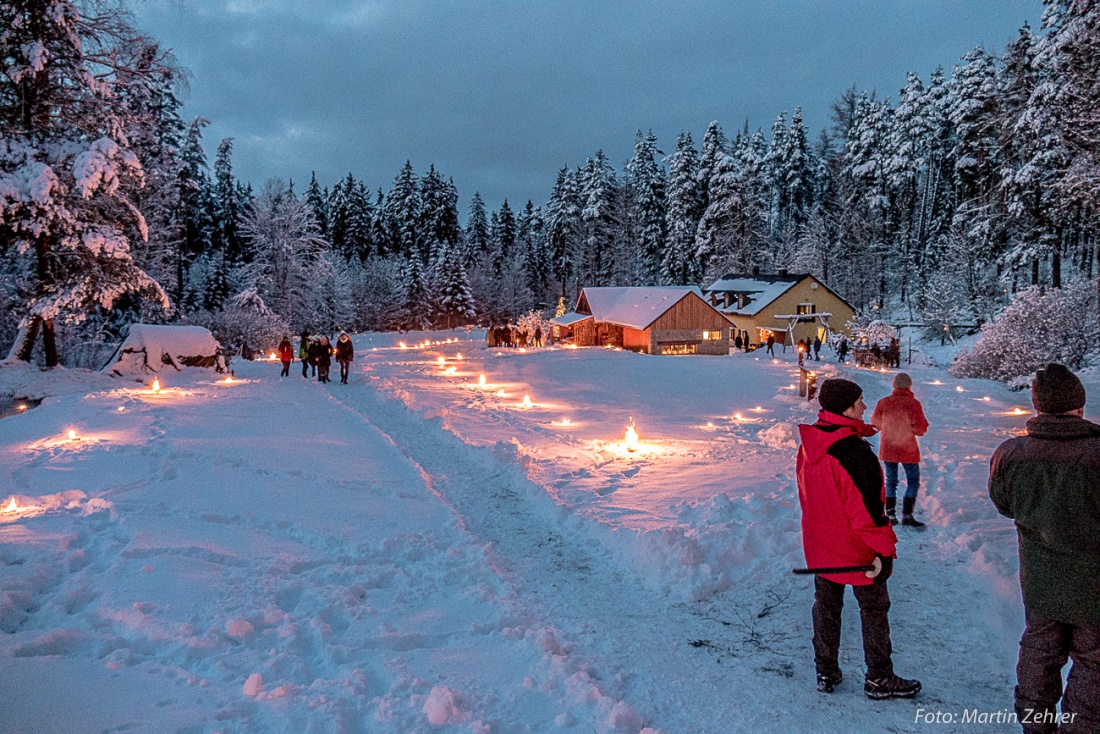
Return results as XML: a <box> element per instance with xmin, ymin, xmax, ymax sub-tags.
<box><xmin>276</xmin><ymin>331</ymin><xmax>355</xmax><ymax>384</ymax></box>
<box><xmin>486</xmin><ymin>324</ymin><xmax>545</xmax><ymax>349</ymax></box>
<box><xmin>797</xmin><ymin>365</ymin><xmax>1097</xmax><ymax>733</ymax></box>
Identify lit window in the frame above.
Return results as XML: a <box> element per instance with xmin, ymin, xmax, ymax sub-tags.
<box><xmin>797</xmin><ymin>303</ymin><xmax>816</xmax><ymax>315</ymax></box>
<box><xmin>660</xmin><ymin>343</ymin><xmax>697</xmax><ymax>355</ymax></box>
<box><xmin>702</xmin><ymin>330</ymin><xmax>724</xmax><ymax>341</ymax></box>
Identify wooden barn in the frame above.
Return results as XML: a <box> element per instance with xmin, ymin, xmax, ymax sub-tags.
<box><xmin>703</xmin><ymin>269</ymin><xmax>856</xmax><ymax>349</ymax></box>
<box><xmin>564</xmin><ymin>287</ymin><xmax>731</xmax><ymax>355</ymax></box>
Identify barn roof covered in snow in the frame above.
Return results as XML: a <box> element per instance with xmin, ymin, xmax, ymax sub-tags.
<box><xmin>575</xmin><ymin>287</ymin><xmax>707</xmax><ymax>330</ymax></box>
<box><xmin>550</xmin><ymin>312</ymin><xmax>594</xmax><ymax>326</ymax></box>
<box><xmin>704</xmin><ymin>273</ymin><xmax>807</xmax><ymax>316</ymax></box>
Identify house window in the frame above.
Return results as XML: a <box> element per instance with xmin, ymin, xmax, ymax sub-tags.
<box><xmin>797</xmin><ymin>303</ymin><xmax>816</xmax><ymax>315</ymax></box>
<box><xmin>660</xmin><ymin>343</ymin><xmax>697</xmax><ymax>355</ymax></box>
<box><xmin>701</xmin><ymin>330</ymin><xmax>724</xmax><ymax>341</ymax></box>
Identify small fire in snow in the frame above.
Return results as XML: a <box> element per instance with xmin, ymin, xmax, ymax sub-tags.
<box><xmin>151</xmin><ymin>378</ymin><xmax>161</xmax><ymax>393</ymax></box>
<box><xmin>18</xmin><ymin>404</ymin><xmax>27</xmax><ymax>413</ymax></box>
<box><xmin>495</xmin><ymin>389</ymin><xmax>506</xmax><ymax>397</ymax></box>
<box><xmin>399</xmin><ymin>342</ymin><xmax>408</xmax><ymax>349</ymax></box>
<box><xmin>750</xmin><ymin>406</ymin><xmax>765</xmax><ymax>413</ymax></box>
<box><xmin>67</xmin><ymin>429</ymin><xmax>79</xmax><ymax>441</ymax></box>
<box><xmin>437</xmin><ymin>357</ymin><xmax>446</xmax><ymax>365</ymax></box>
<box><xmin>734</xmin><ymin>412</ymin><xmax>744</xmax><ymax>422</ymax></box>
<box><xmin>117</xmin><ymin>406</ymin><xmax>125</xmax><ymax>412</ymax></box>
<box><xmin>3</xmin><ymin>497</ymin><xmax>17</xmax><ymax>513</ymax></box>
<box><xmin>561</xmin><ymin>418</ymin><xmax>571</xmax><ymax>425</ymax></box>
<box><xmin>222</xmin><ymin>375</ymin><xmax>234</xmax><ymax>384</ymax></box>
<box><xmin>930</xmin><ymin>380</ymin><xmax>944</xmax><ymax>385</ymax></box>
<box><xmin>521</xmin><ymin>395</ymin><xmax>533</xmax><ymax>408</ymax></box>
<box><xmin>267</xmin><ymin>351</ymin><xmax>278</xmax><ymax>361</ymax></box>
<box><xmin>456</xmin><ymin>353</ymin><xmax>463</xmax><ymax>360</ymax></box>
<box><xmin>477</xmin><ymin>374</ymin><xmax>487</xmax><ymax>387</ymax></box>
<box><xmin>955</xmin><ymin>385</ymin><xmax>966</xmax><ymax>393</ymax></box>
<box><xmin>443</xmin><ymin>366</ymin><xmax>457</xmax><ymax>375</ymax></box>
<box><xmin>625</xmin><ymin>421</ymin><xmax>639</xmax><ymax>452</ymax></box>
<box><xmin>1009</xmin><ymin>407</ymin><xmax>1028</xmax><ymax>416</ymax></box>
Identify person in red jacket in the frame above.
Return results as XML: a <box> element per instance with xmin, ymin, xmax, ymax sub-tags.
<box><xmin>277</xmin><ymin>336</ymin><xmax>294</xmax><ymax>377</ymax></box>
<box><xmin>870</xmin><ymin>373</ymin><xmax>930</xmax><ymax>527</ymax></box>
<box><xmin>797</xmin><ymin>378</ymin><xmax>922</xmax><ymax>699</ymax></box>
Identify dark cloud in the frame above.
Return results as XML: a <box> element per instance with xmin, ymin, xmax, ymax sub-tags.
<box><xmin>135</xmin><ymin>0</ymin><xmax>1037</xmax><ymax>212</ymax></box>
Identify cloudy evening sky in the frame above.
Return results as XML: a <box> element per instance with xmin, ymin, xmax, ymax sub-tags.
<box><xmin>134</xmin><ymin>0</ymin><xmax>1039</xmax><ymax>213</ymax></box>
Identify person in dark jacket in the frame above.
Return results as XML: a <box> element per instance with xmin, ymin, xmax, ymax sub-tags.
<box><xmin>797</xmin><ymin>378</ymin><xmax>921</xmax><ymax>699</ymax></box>
<box><xmin>300</xmin><ymin>331</ymin><xmax>314</xmax><ymax>377</ymax></box>
<box><xmin>335</xmin><ymin>332</ymin><xmax>354</xmax><ymax>384</ymax></box>
<box><xmin>278</xmin><ymin>337</ymin><xmax>294</xmax><ymax>377</ymax></box>
<box><xmin>989</xmin><ymin>363</ymin><xmax>1100</xmax><ymax>734</ymax></box>
<box><xmin>813</xmin><ymin>335</ymin><xmax>822</xmax><ymax>360</ymax></box>
<box><xmin>837</xmin><ymin>336</ymin><xmax>849</xmax><ymax>364</ymax></box>
<box><xmin>766</xmin><ymin>333</ymin><xmax>775</xmax><ymax>356</ymax></box>
<box><xmin>310</xmin><ymin>336</ymin><xmax>332</xmax><ymax>383</ymax></box>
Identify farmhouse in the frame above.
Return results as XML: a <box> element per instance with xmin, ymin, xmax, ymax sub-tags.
<box><xmin>703</xmin><ymin>270</ymin><xmax>856</xmax><ymax>349</ymax></box>
<box><xmin>562</xmin><ymin>286</ymin><xmax>730</xmax><ymax>355</ymax></box>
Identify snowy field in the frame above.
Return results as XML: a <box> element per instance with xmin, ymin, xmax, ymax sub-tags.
<box><xmin>2</xmin><ymin>331</ymin><xmax>1093</xmax><ymax>733</ymax></box>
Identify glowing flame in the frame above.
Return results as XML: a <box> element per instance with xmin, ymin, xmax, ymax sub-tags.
<box><xmin>561</xmin><ymin>418</ymin><xmax>571</xmax><ymax>425</ymax></box>
<box><xmin>443</xmin><ymin>366</ymin><xmax>457</xmax><ymax>375</ymax></box>
<box><xmin>151</xmin><ymin>378</ymin><xmax>161</xmax><ymax>393</ymax></box>
<box><xmin>772</xmin><ymin>359</ymin><xmax>779</xmax><ymax>364</ymax></box>
<box><xmin>437</xmin><ymin>357</ymin><xmax>446</xmax><ymax>365</ymax></box>
<box><xmin>67</xmin><ymin>429</ymin><xmax>78</xmax><ymax>441</ymax></box>
<box><xmin>880</xmin><ymin>367</ymin><xmax>887</xmax><ymax>373</ymax></box>
<box><xmin>930</xmin><ymin>380</ymin><xmax>944</xmax><ymax>385</ymax></box>
<box><xmin>734</xmin><ymin>412</ymin><xmax>744</xmax><ymax>421</ymax></box>
<box><xmin>519</xmin><ymin>347</ymin><xmax>527</xmax><ymax>353</ymax></box>
<box><xmin>3</xmin><ymin>497</ymin><xmax>16</xmax><ymax>513</ymax></box>
<box><xmin>955</xmin><ymin>385</ymin><xmax>965</xmax><ymax>392</ymax></box>
<box><xmin>625</xmin><ymin>423</ymin><xmax>639</xmax><ymax>452</ymax></box>
<box><xmin>982</xmin><ymin>396</ymin><xmax>991</xmax><ymax>402</ymax></box>
<box><xmin>117</xmin><ymin>406</ymin><xmax>125</xmax><ymax>412</ymax></box>
<box><xmin>567</xmin><ymin>344</ymin><xmax>578</xmax><ymax>350</ymax></box>
<box><xmin>399</xmin><ymin>342</ymin><xmax>408</xmax><ymax>349</ymax></box>
<box><xmin>222</xmin><ymin>376</ymin><xmax>234</xmax><ymax>384</ymax></box>
<box><xmin>267</xmin><ymin>352</ymin><xmax>278</xmax><ymax>361</ymax></box>
<box><xmin>18</xmin><ymin>404</ymin><xmax>27</xmax><ymax>413</ymax></box>
<box><xmin>1011</xmin><ymin>407</ymin><xmax>1028</xmax><ymax>415</ymax></box>
<box><xmin>478</xmin><ymin>374</ymin><xmax>487</xmax><ymax>387</ymax></box>
<box><xmin>495</xmin><ymin>389</ymin><xmax>506</xmax><ymax>397</ymax></box>
<box><xmin>750</xmin><ymin>406</ymin><xmax>765</xmax><ymax>413</ymax></box>
<box><xmin>706</xmin><ymin>422</ymin><xmax>715</xmax><ymax>428</ymax></box>
<box><xmin>521</xmin><ymin>395</ymin><xmax>533</xmax><ymax>408</ymax></box>
<box><xmin>456</xmin><ymin>353</ymin><xmax>463</xmax><ymax>360</ymax></box>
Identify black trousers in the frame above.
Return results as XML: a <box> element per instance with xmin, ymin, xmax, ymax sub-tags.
<box><xmin>812</xmin><ymin>576</ymin><xmax>894</xmax><ymax>680</ymax></box>
<box><xmin>280</xmin><ymin>361</ymin><xmax>290</xmax><ymax>376</ymax></box>
<box><xmin>339</xmin><ymin>361</ymin><xmax>350</xmax><ymax>383</ymax></box>
<box><xmin>1016</xmin><ymin>611</ymin><xmax>1100</xmax><ymax>734</ymax></box>
<box><xmin>318</xmin><ymin>363</ymin><xmax>330</xmax><ymax>382</ymax></box>
<box><xmin>301</xmin><ymin>358</ymin><xmax>309</xmax><ymax>377</ymax></box>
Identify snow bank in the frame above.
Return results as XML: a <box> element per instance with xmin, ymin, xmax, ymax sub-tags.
<box><xmin>102</xmin><ymin>324</ymin><xmax>223</xmax><ymax>376</ymax></box>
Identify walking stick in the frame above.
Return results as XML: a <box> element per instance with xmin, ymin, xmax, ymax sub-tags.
<box><xmin>792</xmin><ymin>557</ymin><xmax>882</xmax><ymax>578</ymax></box>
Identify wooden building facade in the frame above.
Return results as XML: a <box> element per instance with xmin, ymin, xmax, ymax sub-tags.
<box><xmin>569</xmin><ymin>287</ymin><xmax>731</xmax><ymax>355</ymax></box>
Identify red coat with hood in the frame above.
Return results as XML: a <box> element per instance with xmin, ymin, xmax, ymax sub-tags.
<box><xmin>797</xmin><ymin>411</ymin><xmax>898</xmax><ymax>585</ymax></box>
<box><xmin>870</xmin><ymin>388</ymin><xmax>928</xmax><ymax>464</ymax></box>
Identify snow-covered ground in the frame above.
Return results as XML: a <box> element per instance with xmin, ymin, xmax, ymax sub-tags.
<box><xmin>2</xmin><ymin>332</ymin><xmax>1089</xmax><ymax>733</ymax></box>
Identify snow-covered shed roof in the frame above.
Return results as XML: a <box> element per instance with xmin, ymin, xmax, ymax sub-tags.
<box><xmin>704</xmin><ymin>273</ymin><xmax>806</xmax><ymax>317</ymax></box>
<box><xmin>551</xmin><ymin>312</ymin><xmax>594</xmax><ymax>327</ymax></box>
<box><xmin>103</xmin><ymin>324</ymin><xmax>223</xmax><ymax>375</ymax></box>
<box><xmin>577</xmin><ymin>287</ymin><xmax>706</xmax><ymax>330</ymax></box>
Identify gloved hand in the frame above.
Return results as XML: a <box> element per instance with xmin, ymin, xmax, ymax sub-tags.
<box><xmin>873</xmin><ymin>555</ymin><xmax>894</xmax><ymax>583</ymax></box>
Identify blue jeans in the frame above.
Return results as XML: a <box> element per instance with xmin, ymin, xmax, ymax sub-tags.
<box><xmin>884</xmin><ymin>462</ymin><xmax>920</xmax><ymax>500</ymax></box>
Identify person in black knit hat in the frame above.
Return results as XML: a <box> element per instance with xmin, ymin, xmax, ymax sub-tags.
<box><xmin>990</xmin><ymin>363</ymin><xmax>1099</xmax><ymax>733</ymax></box>
<box><xmin>797</xmin><ymin>377</ymin><xmax>921</xmax><ymax>699</ymax></box>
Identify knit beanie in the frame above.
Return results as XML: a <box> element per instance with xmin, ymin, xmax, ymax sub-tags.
<box><xmin>819</xmin><ymin>378</ymin><xmax>863</xmax><ymax>416</ymax></box>
<box><xmin>1031</xmin><ymin>363</ymin><xmax>1086</xmax><ymax>414</ymax></box>
<box><xmin>893</xmin><ymin>373</ymin><xmax>913</xmax><ymax>390</ymax></box>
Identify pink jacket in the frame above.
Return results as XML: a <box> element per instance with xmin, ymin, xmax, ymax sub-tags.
<box><xmin>870</xmin><ymin>388</ymin><xmax>929</xmax><ymax>464</ymax></box>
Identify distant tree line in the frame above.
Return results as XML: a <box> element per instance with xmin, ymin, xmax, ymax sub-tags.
<box><xmin>3</xmin><ymin>0</ymin><xmax>1099</xmax><ymax>367</ymax></box>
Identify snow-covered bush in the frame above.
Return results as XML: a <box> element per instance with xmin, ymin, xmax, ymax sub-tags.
<box><xmin>516</xmin><ymin>309</ymin><xmax>552</xmax><ymax>342</ymax></box>
<box><xmin>196</xmin><ymin>290</ymin><xmax>288</xmax><ymax>360</ymax></box>
<box><xmin>950</xmin><ymin>281</ymin><xmax>1099</xmax><ymax>382</ymax></box>
<box><xmin>846</xmin><ymin>316</ymin><xmax>895</xmax><ymax>349</ymax></box>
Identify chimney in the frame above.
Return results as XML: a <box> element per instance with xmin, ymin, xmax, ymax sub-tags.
<box><xmin>778</xmin><ymin>267</ymin><xmax>788</xmax><ymax>278</ymax></box>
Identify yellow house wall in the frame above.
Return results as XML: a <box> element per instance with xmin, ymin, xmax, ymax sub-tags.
<box><xmin>724</xmin><ymin>277</ymin><xmax>855</xmax><ymax>347</ymax></box>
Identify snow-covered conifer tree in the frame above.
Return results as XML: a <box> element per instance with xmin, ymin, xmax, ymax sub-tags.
<box><xmin>545</xmin><ymin>167</ymin><xmax>581</xmax><ymax>297</ymax></box>
<box><xmin>626</xmin><ymin>130</ymin><xmax>667</xmax><ymax>285</ymax></box>
<box><xmin>663</xmin><ymin>132</ymin><xmax>703</xmax><ymax>284</ymax></box>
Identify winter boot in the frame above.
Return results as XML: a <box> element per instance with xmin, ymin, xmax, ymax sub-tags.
<box><xmin>901</xmin><ymin>497</ymin><xmax>925</xmax><ymax>528</ymax></box>
<box><xmin>865</xmin><ymin>674</ymin><xmax>921</xmax><ymax>699</ymax></box>
<box><xmin>885</xmin><ymin>497</ymin><xmax>898</xmax><ymax>526</ymax></box>
<box><xmin>816</xmin><ymin>669</ymin><xmax>843</xmax><ymax>693</ymax></box>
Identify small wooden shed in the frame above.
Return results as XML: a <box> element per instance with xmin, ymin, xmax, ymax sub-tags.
<box><xmin>566</xmin><ymin>287</ymin><xmax>731</xmax><ymax>355</ymax></box>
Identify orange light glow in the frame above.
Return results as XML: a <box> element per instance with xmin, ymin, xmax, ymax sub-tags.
<box><xmin>3</xmin><ymin>497</ymin><xmax>16</xmax><ymax>513</ymax></box>
<box><xmin>930</xmin><ymin>380</ymin><xmax>944</xmax><ymax>385</ymax></box>
<box><xmin>625</xmin><ymin>423</ymin><xmax>639</xmax><ymax>452</ymax></box>
<box><xmin>267</xmin><ymin>352</ymin><xmax>278</xmax><ymax>361</ymax></box>
<box><xmin>567</xmin><ymin>344</ymin><xmax>578</xmax><ymax>350</ymax></box>
<box><xmin>750</xmin><ymin>406</ymin><xmax>765</xmax><ymax>413</ymax></box>
<box><xmin>561</xmin><ymin>418</ymin><xmax>571</xmax><ymax>425</ymax></box>
<box><xmin>456</xmin><ymin>353</ymin><xmax>463</xmax><ymax>360</ymax></box>
<box><xmin>18</xmin><ymin>404</ymin><xmax>27</xmax><ymax>413</ymax></box>
<box><xmin>734</xmin><ymin>412</ymin><xmax>744</xmax><ymax>421</ymax></box>
<box><xmin>399</xmin><ymin>342</ymin><xmax>408</xmax><ymax>349</ymax></box>
<box><xmin>151</xmin><ymin>378</ymin><xmax>161</xmax><ymax>393</ymax></box>
<box><xmin>955</xmin><ymin>386</ymin><xmax>965</xmax><ymax>392</ymax></box>
<box><xmin>443</xmin><ymin>366</ymin><xmax>457</xmax><ymax>375</ymax></box>
<box><xmin>117</xmin><ymin>406</ymin><xmax>125</xmax><ymax>412</ymax></box>
<box><xmin>521</xmin><ymin>395</ymin><xmax>533</xmax><ymax>408</ymax></box>
<box><xmin>478</xmin><ymin>374</ymin><xmax>487</xmax><ymax>387</ymax></box>
<box><xmin>67</xmin><ymin>429</ymin><xmax>78</xmax><ymax>441</ymax></box>
<box><xmin>495</xmin><ymin>389</ymin><xmax>506</xmax><ymax>397</ymax></box>
<box><xmin>1008</xmin><ymin>407</ymin><xmax>1028</xmax><ymax>416</ymax></box>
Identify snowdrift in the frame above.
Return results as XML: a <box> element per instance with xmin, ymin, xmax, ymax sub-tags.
<box><xmin>101</xmin><ymin>324</ymin><xmax>225</xmax><ymax>376</ymax></box>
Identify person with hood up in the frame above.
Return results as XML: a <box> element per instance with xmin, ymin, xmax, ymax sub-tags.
<box><xmin>335</xmin><ymin>332</ymin><xmax>354</xmax><ymax>384</ymax></box>
<box><xmin>312</xmin><ymin>335</ymin><xmax>332</xmax><ymax>383</ymax></box>
<box><xmin>278</xmin><ymin>336</ymin><xmax>294</xmax><ymax>377</ymax></box>
<box><xmin>870</xmin><ymin>373</ymin><xmax>930</xmax><ymax>527</ymax></box>
<box><xmin>797</xmin><ymin>378</ymin><xmax>921</xmax><ymax>699</ymax></box>
<box><xmin>299</xmin><ymin>331</ymin><xmax>313</xmax><ymax>378</ymax></box>
<box><xmin>990</xmin><ymin>364</ymin><xmax>1100</xmax><ymax>733</ymax></box>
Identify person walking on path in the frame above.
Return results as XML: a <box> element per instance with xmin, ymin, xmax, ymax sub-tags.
<box><xmin>299</xmin><ymin>331</ymin><xmax>312</xmax><ymax>377</ymax></box>
<box><xmin>335</xmin><ymin>332</ymin><xmax>354</xmax><ymax>384</ymax></box>
<box><xmin>766</xmin><ymin>333</ymin><xmax>775</xmax><ymax>356</ymax></box>
<box><xmin>989</xmin><ymin>363</ymin><xmax>1100</xmax><ymax>734</ymax></box>
<box><xmin>870</xmin><ymin>373</ymin><xmax>930</xmax><ymax>527</ymax></box>
<box><xmin>278</xmin><ymin>337</ymin><xmax>294</xmax><ymax>377</ymax></box>
<box><xmin>797</xmin><ymin>378</ymin><xmax>921</xmax><ymax>700</ymax></box>
<box><xmin>813</xmin><ymin>335</ymin><xmax>822</xmax><ymax>361</ymax></box>
<box><xmin>316</xmin><ymin>335</ymin><xmax>332</xmax><ymax>383</ymax></box>
<box><xmin>837</xmin><ymin>336</ymin><xmax>849</xmax><ymax>364</ymax></box>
